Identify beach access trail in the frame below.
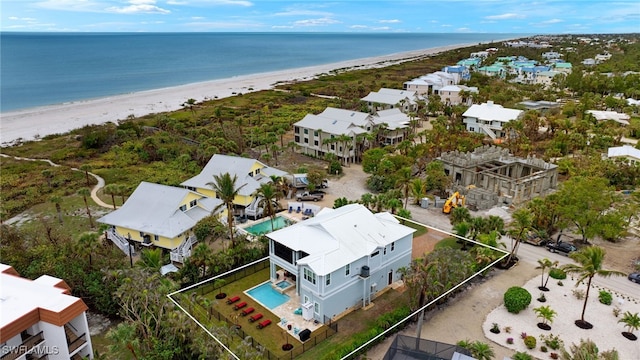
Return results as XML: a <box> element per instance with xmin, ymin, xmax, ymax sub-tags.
<box><xmin>0</xmin><ymin>44</ymin><xmax>474</xmax><ymax>147</ymax></box>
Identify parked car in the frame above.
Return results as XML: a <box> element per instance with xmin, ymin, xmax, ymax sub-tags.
<box><xmin>296</xmin><ymin>191</ymin><xmax>323</xmax><ymax>202</ymax></box>
<box><xmin>546</xmin><ymin>241</ymin><xmax>577</xmax><ymax>256</ymax></box>
<box><xmin>524</xmin><ymin>232</ymin><xmax>549</xmax><ymax>246</ymax></box>
<box><xmin>628</xmin><ymin>273</ymin><xmax>640</xmax><ymax>284</ymax></box>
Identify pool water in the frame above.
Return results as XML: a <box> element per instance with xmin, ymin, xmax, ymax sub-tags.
<box><xmin>244</xmin><ymin>216</ymin><xmax>292</xmax><ymax>235</ymax></box>
<box><xmin>247</xmin><ymin>282</ymin><xmax>290</xmax><ymax>309</ymax></box>
<box><xmin>275</xmin><ymin>280</ymin><xmax>290</xmax><ymax>289</ymax></box>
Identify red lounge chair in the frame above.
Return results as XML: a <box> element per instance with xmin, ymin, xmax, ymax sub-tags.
<box><xmin>257</xmin><ymin>319</ymin><xmax>272</xmax><ymax>329</ymax></box>
<box><xmin>241</xmin><ymin>307</ymin><xmax>255</xmax><ymax>316</ymax></box>
<box><xmin>226</xmin><ymin>296</ymin><xmax>240</xmax><ymax>305</ymax></box>
<box><xmin>233</xmin><ymin>302</ymin><xmax>247</xmax><ymax>310</ymax></box>
<box><xmin>248</xmin><ymin>313</ymin><xmax>263</xmax><ymax>323</ymax></box>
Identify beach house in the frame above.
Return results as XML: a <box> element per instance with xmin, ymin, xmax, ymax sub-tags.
<box><xmin>441</xmin><ymin>65</ymin><xmax>471</xmax><ymax>81</ymax></box>
<box><xmin>534</xmin><ymin>70</ymin><xmax>562</xmax><ymax>88</ymax></box>
<box><xmin>462</xmin><ymin>101</ymin><xmax>524</xmax><ymax>140</ymax></box>
<box><xmin>266</xmin><ymin>204</ymin><xmax>415</xmax><ymax>322</ymax></box>
<box><xmin>98</xmin><ymin>182</ymin><xmax>225</xmax><ymax>263</ymax></box>
<box><xmin>293</xmin><ymin>107</ymin><xmax>373</xmax><ymax>164</ymax></box>
<box><xmin>0</xmin><ymin>264</ymin><xmax>94</xmax><ymax>360</ymax></box>
<box><xmin>373</xmin><ymin>108</ymin><xmax>412</xmax><ymax>145</ymax></box>
<box><xmin>181</xmin><ymin>154</ymin><xmax>289</xmax><ymax>219</ymax></box>
<box><xmin>360</xmin><ymin>88</ymin><xmax>419</xmax><ymax>113</ymax></box>
<box><xmin>436</xmin><ymin>85</ymin><xmax>478</xmax><ymax>106</ymax></box>
<box><xmin>607</xmin><ymin>145</ymin><xmax>640</xmax><ymax>165</ymax></box>
<box><xmin>402</xmin><ymin>72</ymin><xmax>458</xmax><ymax>96</ymax></box>
<box><xmin>586</xmin><ymin>110</ymin><xmax>631</xmax><ymax>125</ymax></box>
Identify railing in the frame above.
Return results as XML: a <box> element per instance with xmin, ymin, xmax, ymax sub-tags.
<box><xmin>105</xmin><ymin>228</ymin><xmax>135</xmax><ymax>256</ymax></box>
<box><xmin>170</xmin><ymin>236</ymin><xmax>196</xmax><ymax>263</ymax></box>
<box><xmin>67</xmin><ymin>334</ymin><xmax>87</xmax><ymax>354</ymax></box>
<box><xmin>0</xmin><ymin>331</ymin><xmax>44</xmax><ymax>360</ymax></box>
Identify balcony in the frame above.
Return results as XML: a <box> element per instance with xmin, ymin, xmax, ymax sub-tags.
<box><xmin>65</xmin><ymin>325</ymin><xmax>87</xmax><ymax>355</ymax></box>
<box><xmin>1</xmin><ymin>331</ymin><xmax>44</xmax><ymax>360</ymax></box>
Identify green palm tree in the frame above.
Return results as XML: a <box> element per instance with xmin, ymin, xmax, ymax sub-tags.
<box><xmin>410</xmin><ymin>178</ymin><xmax>426</xmax><ymax>206</ymax></box>
<box><xmin>206</xmin><ymin>173</ymin><xmax>246</xmax><ymax>248</ymax></box>
<box><xmin>103</xmin><ymin>183</ymin><xmax>119</xmax><ymax>209</ymax></box>
<box><xmin>79</xmin><ymin>164</ymin><xmax>93</xmax><ymax>187</ymax></box>
<box><xmin>395</xmin><ymin>167</ymin><xmax>413</xmax><ymax>209</ymax></box>
<box><xmin>469</xmin><ymin>341</ymin><xmax>495</xmax><ymax>360</ymax></box>
<box><xmin>360</xmin><ymin>193</ymin><xmax>375</xmax><ymax>210</ymax></box>
<box><xmin>534</xmin><ymin>305</ymin><xmax>557</xmax><ymax>326</ymax></box>
<box><xmin>136</xmin><ymin>248</ymin><xmax>164</xmax><ymax>272</ymax></box>
<box><xmin>50</xmin><ymin>195</ymin><xmax>63</xmax><ymax>224</ymax></box>
<box><xmin>562</xmin><ymin>246</ymin><xmax>625</xmax><ymax>327</ymax></box>
<box><xmin>536</xmin><ymin>258</ymin><xmax>559</xmax><ymax>291</ymax></box>
<box><xmin>506</xmin><ymin>208</ymin><xmax>533</xmax><ymax>265</ymax></box>
<box><xmin>618</xmin><ymin>311</ymin><xmax>640</xmax><ymax>337</ymax></box>
<box><xmin>76</xmin><ymin>231</ymin><xmax>101</xmax><ymax>267</ymax></box>
<box><xmin>77</xmin><ymin>187</ymin><xmax>94</xmax><ymax>228</ymax></box>
<box><xmin>253</xmin><ymin>183</ymin><xmax>281</xmax><ymax>231</ymax></box>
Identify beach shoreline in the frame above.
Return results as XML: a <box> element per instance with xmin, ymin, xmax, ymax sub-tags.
<box><xmin>0</xmin><ymin>39</ymin><xmax>512</xmax><ymax>147</ymax></box>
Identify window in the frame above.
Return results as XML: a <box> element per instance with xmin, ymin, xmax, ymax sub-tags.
<box><xmin>304</xmin><ymin>268</ymin><xmax>316</xmax><ymax>285</ymax></box>
<box><xmin>179</xmin><ymin>204</ymin><xmax>187</xmax><ymax>212</ymax></box>
<box><xmin>470</xmin><ymin>127</ymin><xmax>475</xmax><ymax>132</ymax></box>
<box><xmin>295</xmin><ymin>135</ymin><xmax>300</xmax><ymax>143</ymax></box>
<box><xmin>314</xmin><ymin>302</ymin><xmax>319</xmax><ymax>314</ymax></box>
<box><xmin>326</xmin><ymin>273</ymin><xmax>331</xmax><ymax>286</ymax></box>
<box><xmin>304</xmin><ymin>138</ymin><xmax>309</xmax><ymax>144</ymax></box>
<box><xmin>294</xmin><ymin>127</ymin><xmax>300</xmax><ymax>134</ymax></box>
<box><xmin>248</xmin><ymin>171</ymin><xmax>254</xmax><ymax>177</ymax></box>
<box><xmin>154</xmin><ymin>234</ymin><xmax>159</xmax><ymax>241</ymax></box>
<box><xmin>384</xmin><ymin>247</ymin><xmax>387</xmax><ymax>255</ymax></box>
<box><xmin>304</xmin><ymin>129</ymin><xmax>308</xmax><ymax>134</ymax></box>
<box><xmin>139</xmin><ymin>232</ymin><xmax>144</xmax><ymax>238</ymax></box>
<box><xmin>314</xmin><ymin>140</ymin><xmax>318</xmax><ymax>146</ymax></box>
<box><xmin>371</xmin><ymin>250</ymin><xmax>380</xmax><ymax>257</ymax></box>
<box><xmin>313</xmin><ymin>130</ymin><xmax>319</xmax><ymax>136</ymax></box>
<box><xmin>189</xmin><ymin>199</ymin><xmax>197</xmax><ymax>208</ymax></box>
<box><xmin>391</xmin><ymin>242</ymin><xmax>395</xmax><ymax>251</ymax></box>
<box><xmin>345</xmin><ymin>264</ymin><xmax>350</xmax><ymax>276</ymax></box>
<box><xmin>330</xmin><ymin>144</ymin><xmax>335</xmax><ymax>150</ymax></box>
<box><xmin>304</xmin><ymin>295</ymin><xmax>309</xmax><ymax>304</ymax></box>
<box><xmin>255</xmin><ymin>168</ymin><xmax>261</xmax><ymax>175</ymax></box>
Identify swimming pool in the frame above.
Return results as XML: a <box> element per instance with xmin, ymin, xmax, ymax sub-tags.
<box><xmin>244</xmin><ymin>216</ymin><xmax>292</xmax><ymax>235</ymax></box>
<box><xmin>246</xmin><ymin>282</ymin><xmax>290</xmax><ymax>309</ymax></box>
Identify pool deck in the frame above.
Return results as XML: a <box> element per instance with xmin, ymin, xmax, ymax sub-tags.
<box><xmin>244</xmin><ymin>276</ymin><xmax>323</xmax><ymax>342</ymax></box>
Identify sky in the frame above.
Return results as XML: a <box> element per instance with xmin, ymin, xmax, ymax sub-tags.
<box><xmin>2</xmin><ymin>0</ymin><xmax>639</xmax><ymax>34</ymax></box>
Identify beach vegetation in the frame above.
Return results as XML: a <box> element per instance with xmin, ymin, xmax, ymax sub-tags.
<box><xmin>504</xmin><ymin>286</ymin><xmax>532</xmax><ymax>314</ymax></box>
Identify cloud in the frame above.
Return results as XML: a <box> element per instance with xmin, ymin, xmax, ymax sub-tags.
<box><xmin>168</xmin><ymin>0</ymin><xmax>252</xmax><ymax>5</ymax></box>
<box><xmin>456</xmin><ymin>27</ymin><xmax>472</xmax><ymax>32</ymax></box>
<box><xmin>350</xmin><ymin>25</ymin><xmax>368</xmax><ymax>29</ymax></box>
<box><xmin>293</xmin><ymin>17</ymin><xmax>340</xmax><ymax>27</ymax></box>
<box><xmin>106</xmin><ymin>0</ymin><xmax>170</xmax><ymax>14</ymax></box>
<box><xmin>379</xmin><ymin>19</ymin><xmax>400</xmax><ymax>23</ymax></box>
<box><xmin>274</xmin><ymin>10</ymin><xmax>333</xmax><ymax>17</ymax></box>
<box><xmin>540</xmin><ymin>18</ymin><xmax>563</xmax><ymax>24</ymax></box>
<box><xmin>8</xmin><ymin>16</ymin><xmax>38</xmax><ymax>21</ymax></box>
<box><xmin>485</xmin><ymin>13</ymin><xmax>525</xmax><ymax>20</ymax></box>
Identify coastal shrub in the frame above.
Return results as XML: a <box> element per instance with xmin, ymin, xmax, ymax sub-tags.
<box><xmin>539</xmin><ymin>333</ymin><xmax>563</xmax><ymax>350</ymax></box>
<box><xmin>504</xmin><ymin>286</ymin><xmax>532</xmax><ymax>314</ymax></box>
<box><xmin>328</xmin><ymin>160</ymin><xmax>342</xmax><ymax>175</ymax></box>
<box><xmin>598</xmin><ymin>290</ymin><xmax>613</xmax><ymax>305</ymax></box>
<box><xmin>512</xmin><ymin>352</ymin><xmax>533</xmax><ymax>360</ymax></box>
<box><xmin>548</xmin><ymin>268</ymin><xmax>566</xmax><ymax>280</ymax></box>
<box><xmin>524</xmin><ymin>335</ymin><xmax>537</xmax><ymax>349</ymax></box>
<box><xmin>572</xmin><ymin>289</ymin><xmax>585</xmax><ymax>300</ymax></box>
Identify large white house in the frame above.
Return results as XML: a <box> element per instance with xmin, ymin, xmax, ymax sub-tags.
<box><xmin>267</xmin><ymin>204</ymin><xmax>415</xmax><ymax>322</ymax></box>
<box><xmin>608</xmin><ymin>145</ymin><xmax>640</xmax><ymax>165</ymax></box>
<box><xmin>373</xmin><ymin>108</ymin><xmax>412</xmax><ymax>145</ymax></box>
<box><xmin>293</xmin><ymin>107</ymin><xmax>372</xmax><ymax>164</ymax></box>
<box><xmin>462</xmin><ymin>101</ymin><xmax>524</xmax><ymax>139</ymax></box>
<box><xmin>98</xmin><ymin>182</ymin><xmax>224</xmax><ymax>263</ymax></box>
<box><xmin>435</xmin><ymin>85</ymin><xmax>478</xmax><ymax>106</ymax></box>
<box><xmin>0</xmin><ymin>264</ymin><xmax>94</xmax><ymax>360</ymax></box>
<box><xmin>403</xmin><ymin>72</ymin><xmax>460</xmax><ymax>96</ymax></box>
<box><xmin>361</xmin><ymin>88</ymin><xmax>419</xmax><ymax>113</ymax></box>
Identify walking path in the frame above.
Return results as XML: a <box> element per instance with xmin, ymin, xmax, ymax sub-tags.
<box><xmin>0</xmin><ymin>153</ymin><xmax>113</xmax><ymax>209</ymax></box>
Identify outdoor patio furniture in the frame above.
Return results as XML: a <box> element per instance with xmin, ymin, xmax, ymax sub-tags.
<box><xmin>226</xmin><ymin>296</ymin><xmax>240</xmax><ymax>305</ymax></box>
<box><xmin>280</xmin><ymin>317</ymin><xmax>287</xmax><ymax>325</ymax></box>
<box><xmin>288</xmin><ymin>206</ymin><xmax>293</xmax><ymax>213</ymax></box>
<box><xmin>241</xmin><ymin>307</ymin><xmax>255</xmax><ymax>316</ymax></box>
<box><xmin>293</xmin><ymin>308</ymin><xmax>302</xmax><ymax>315</ymax></box>
<box><xmin>296</xmin><ymin>206</ymin><xmax>301</xmax><ymax>213</ymax></box>
<box><xmin>248</xmin><ymin>313</ymin><xmax>263</xmax><ymax>323</ymax></box>
<box><xmin>233</xmin><ymin>301</ymin><xmax>247</xmax><ymax>310</ymax></box>
<box><xmin>257</xmin><ymin>319</ymin><xmax>272</xmax><ymax>329</ymax></box>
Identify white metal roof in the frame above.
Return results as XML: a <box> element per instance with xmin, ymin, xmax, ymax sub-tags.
<box><xmin>97</xmin><ymin>182</ymin><xmax>223</xmax><ymax>240</ymax></box>
<box><xmin>1</xmin><ymin>264</ymin><xmax>84</xmax><ymax>330</ymax></box>
<box><xmin>373</xmin><ymin>108</ymin><xmax>411</xmax><ymax>129</ymax></box>
<box><xmin>180</xmin><ymin>154</ymin><xmax>288</xmax><ymax>196</ymax></box>
<box><xmin>294</xmin><ymin>108</ymin><xmax>370</xmax><ymax>136</ymax></box>
<box><xmin>587</xmin><ymin>110</ymin><xmax>630</xmax><ymax>125</ymax></box>
<box><xmin>608</xmin><ymin>145</ymin><xmax>640</xmax><ymax>160</ymax></box>
<box><xmin>268</xmin><ymin>204</ymin><xmax>415</xmax><ymax>276</ymax></box>
<box><xmin>462</xmin><ymin>102</ymin><xmax>523</xmax><ymax>123</ymax></box>
<box><xmin>439</xmin><ymin>85</ymin><xmax>478</xmax><ymax>93</ymax></box>
<box><xmin>361</xmin><ymin>88</ymin><xmax>417</xmax><ymax>106</ymax></box>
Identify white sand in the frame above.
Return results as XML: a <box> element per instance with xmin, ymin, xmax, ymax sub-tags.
<box><xmin>484</xmin><ymin>275</ymin><xmax>640</xmax><ymax>359</ymax></box>
<box><xmin>1</xmin><ymin>43</ymin><xmax>476</xmax><ymax>147</ymax></box>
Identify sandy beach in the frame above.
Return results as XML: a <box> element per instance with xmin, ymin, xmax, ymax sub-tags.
<box><xmin>1</xmin><ymin>43</ymin><xmax>476</xmax><ymax>147</ymax></box>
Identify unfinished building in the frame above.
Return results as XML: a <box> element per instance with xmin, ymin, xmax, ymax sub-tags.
<box><xmin>439</xmin><ymin>146</ymin><xmax>558</xmax><ymax>210</ymax></box>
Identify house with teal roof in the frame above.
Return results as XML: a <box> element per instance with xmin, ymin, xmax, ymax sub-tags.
<box><xmin>553</xmin><ymin>62</ymin><xmax>573</xmax><ymax>74</ymax></box>
<box><xmin>477</xmin><ymin>65</ymin><xmax>506</xmax><ymax>78</ymax></box>
<box><xmin>456</xmin><ymin>58</ymin><xmax>482</xmax><ymax>68</ymax></box>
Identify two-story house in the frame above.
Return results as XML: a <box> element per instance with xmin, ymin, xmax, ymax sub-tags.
<box><xmin>361</xmin><ymin>88</ymin><xmax>419</xmax><ymax>113</ymax></box>
<box><xmin>436</xmin><ymin>85</ymin><xmax>478</xmax><ymax>106</ymax></box>
<box><xmin>534</xmin><ymin>70</ymin><xmax>562</xmax><ymax>88</ymax></box>
<box><xmin>293</xmin><ymin>107</ymin><xmax>372</xmax><ymax>164</ymax></box>
<box><xmin>373</xmin><ymin>108</ymin><xmax>411</xmax><ymax>145</ymax></box>
<box><xmin>98</xmin><ymin>182</ymin><xmax>225</xmax><ymax>263</ymax></box>
<box><xmin>462</xmin><ymin>101</ymin><xmax>524</xmax><ymax>140</ymax></box>
<box><xmin>402</xmin><ymin>72</ymin><xmax>458</xmax><ymax>96</ymax></box>
<box><xmin>181</xmin><ymin>154</ymin><xmax>289</xmax><ymax>219</ymax></box>
<box><xmin>607</xmin><ymin>145</ymin><xmax>640</xmax><ymax>165</ymax></box>
<box><xmin>441</xmin><ymin>65</ymin><xmax>471</xmax><ymax>81</ymax></box>
<box><xmin>267</xmin><ymin>204</ymin><xmax>415</xmax><ymax>322</ymax></box>
<box><xmin>1</xmin><ymin>264</ymin><xmax>94</xmax><ymax>360</ymax></box>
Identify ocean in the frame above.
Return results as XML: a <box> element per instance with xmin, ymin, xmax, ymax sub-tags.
<box><xmin>0</xmin><ymin>32</ymin><xmax>519</xmax><ymax>112</ymax></box>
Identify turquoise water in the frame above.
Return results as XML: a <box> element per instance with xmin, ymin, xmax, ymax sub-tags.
<box><xmin>276</xmin><ymin>280</ymin><xmax>291</xmax><ymax>289</ymax></box>
<box><xmin>247</xmin><ymin>282</ymin><xmax>290</xmax><ymax>309</ymax></box>
<box><xmin>244</xmin><ymin>216</ymin><xmax>291</xmax><ymax>235</ymax></box>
